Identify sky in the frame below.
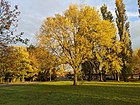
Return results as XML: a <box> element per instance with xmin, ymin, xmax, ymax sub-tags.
<box><xmin>9</xmin><ymin>0</ymin><xmax>140</xmax><ymax>49</ymax></box>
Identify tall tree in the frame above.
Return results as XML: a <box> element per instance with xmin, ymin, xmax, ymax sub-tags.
<box><xmin>115</xmin><ymin>0</ymin><xmax>132</xmax><ymax>81</ymax></box>
<box><xmin>100</xmin><ymin>4</ymin><xmax>123</xmax><ymax>81</ymax></box>
<box><xmin>81</xmin><ymin>5</ymin><xmax>114</xmax><ymax>82</ymax></box>
<box><xmin>37</xmin><ymin>5</ymin><xmax>116</xmax><ymax>85</ymax></box>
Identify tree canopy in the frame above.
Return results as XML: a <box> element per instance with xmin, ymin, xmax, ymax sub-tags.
<box><xmin>37</xmin><ymin>5</ymin><xmax>117</xmax><ymax>85</ymax></box>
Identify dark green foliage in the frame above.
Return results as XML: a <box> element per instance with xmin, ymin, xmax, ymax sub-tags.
<box><xmin>81</xmin><ymin>61</ymin><xmax>94</xmax><ymax>81</ymax></box>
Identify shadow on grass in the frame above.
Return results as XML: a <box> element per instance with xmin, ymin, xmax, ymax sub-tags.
<box><xmin>0</xmin><ymin>82</ymin><xmax>140</xmax><ymax>105</ymax></box>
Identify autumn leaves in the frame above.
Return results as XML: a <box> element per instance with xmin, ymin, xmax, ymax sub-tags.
<box><xmin>37</xmin><ymin>5</ymin><xmax>123</xmax><ymax>85</ymax></box>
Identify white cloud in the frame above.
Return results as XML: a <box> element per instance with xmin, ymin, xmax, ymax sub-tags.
<box><xmin>132</xmin><ymin>36</ymin><xmax>140</xmax><ymax>49</ymax></box>
<box><xmin>130</xmin><ymin>20</ymin><xmax>140</xmax><ymax>39</ymax></box>
<box><xmin>127</xmin><ymin>12</ymin><xmax>138</xmax><ymax>17</ymax></box>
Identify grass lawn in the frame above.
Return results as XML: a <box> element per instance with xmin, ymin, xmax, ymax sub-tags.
<box><xmin>0</xmin><ymin>81</ymin><xmax>140</xmax><ymax>105</ymax></box>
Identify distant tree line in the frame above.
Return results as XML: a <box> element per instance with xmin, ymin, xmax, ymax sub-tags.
<box><xmin>0</xmin><ymin>45</ymin><xmax>59</xmax><ymax>82</ymax></box>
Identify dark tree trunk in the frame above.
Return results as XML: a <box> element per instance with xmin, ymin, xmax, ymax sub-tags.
<box><xmin>100</xmin><ymin>73</ymin><xmax>103</xmax><ymax>81</ymax></box>
<box><xmin>122</xmin><ymin>68</ymin><xmax>128</xmax><ymax>82</ymax></box>
<box><xmin>112</xmin><ymin>73</ymin><xmax>116</xmax><ymax>80</ymax></box>
<box><xmin>139</xmin><ymin>73</ymin><xmax>140</xmax><ymax>80</ymax></box>
<box><xmin>49</xmin><ymin>69</ymin><xmax>52</xmax><ymax>81</ymax></box>
<box><xmin>73</xmin><ymin>72</ymin><xmax>77</xmax><ymax>85</ymax></box>
<box><xmin>131</xmin><ymin>74</ymin><xmax>133</xmax><ymax>79</ymax></box>
<box><xmin>87</xmin><ymin>70</ymin><xmax>92</xmax><ymax>81</ymax></box>
<box><xmin>103</xmin><ymin>74</ymin><xmax>106</xmax><ymax>82</ymax></box>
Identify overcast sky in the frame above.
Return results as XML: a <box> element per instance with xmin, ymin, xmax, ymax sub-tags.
<box><xmin>9</xmin><ymin>0</ymin><xmax>140</xmax><ymax>49</ymax></box>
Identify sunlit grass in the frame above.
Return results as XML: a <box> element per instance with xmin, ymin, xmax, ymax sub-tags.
<box><xmin>39</xmin><ymin>81</ymin><xmax>140</xmax><ymax>87</ymax></box>
<box><xmin>0</xmin><ymin>81</ymin><xmax>140</xmax><ymax>105</ymax></box>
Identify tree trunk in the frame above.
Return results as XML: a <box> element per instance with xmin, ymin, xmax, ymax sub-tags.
<box><xmin>112</xmin><ymin>73</ymin><xmax>115</xmax><ymax>80</ymax></box>
<box><xmin>50</xmin><ymin>69</ymin><xmax>52</xmax><ymax>81</ymax></box>
<box><xmin>12</xmin><ymin>77</ymin><xmax>16</xmax><ymax>83</ymax></box>
<box><xmin>100</xmin><ymin>73</ymin><xmax>103</xmax><ymax>81</ymax></box>
<box><xmin>131</xmin><ymin>74</ymin><xmax>133</xmax><ymax>79</ymax></box>
<box><xmin>73</xmin><ymin>71</ymin><xmax>77</xmax><ymax>86</ymax></box>
<box><xmin>117</xmin><ymin>72</ymin><xmax>120</xmax><ymax>82</ymax></box>
<box><xmin>139</xmin><ymin>73</ymin><xmax>140</xmax><ymax>80</ymax></box>
<box><xmin>50</xmin><ymin>73</ymin><xmax>51</xmax><ymax>81</ymax></box>
<box><xmin>88</xmin><ymin>70</ymin><xmax>91</xmax><ymax>81</ymax></box>
<box><xmin>103</xmin><ymin>74</ymin><xmax>106</xmax><ymax>82</ymax></box>
<box><xmin>22</xmin><ymin>75</ymin><xmax>25</xmax><ymax>82</ymax></box>
<box><xmin>0</xmin><ymin>77</ymin><xmax>3</xmax><ymax>83</ymax></box>
<box><xmin>122</xmin><ymin>68</ymin><xmax>128</xmax><ymax>82</ymax></box>
<box><xmin>115</xmin><ymin>73</ymin><xmax>117</xmax><ymax>80</ymax></box>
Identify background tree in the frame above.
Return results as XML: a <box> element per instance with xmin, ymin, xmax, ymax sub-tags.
<box><xmin>0</xmin><ymin>0</ymin><xmax>28</xmax><ymax>47</ymax></box>
<box><xmin>28</xmin><ymin>45</ymin><xmax>58</xmax><ymax>81</ymax></box>
<box><xmin>12</xmin><ymin>46</ymin><xmax>37</xmax><ymax>82</ymax></box>
<box><xmin>0</xmin><ymin>46</ymin><xmax>37</xmax><ymax>82</ymax></box>
<box><xmin>0</xmin><ymin>0</ymin><xmax>28</xmax><ymax>78</ymax></box>
<box><xmin>132</xmin><ymin>49</ymin><xmax>140</xmax><ymax>80</ymax></box>
<box><xmin>115</xmin><ymin>0</ymin><xmax>132</xmax><ymax>81</ymax></box>
<box><xmin>0</xmin><ymin>46</ymin><xmax>10</xmax><ymax>82</ymax></box>
<box><xmin>81</xmin><ymin>5</ymin><xmax>123</xmax><ymax>82</ymax></box>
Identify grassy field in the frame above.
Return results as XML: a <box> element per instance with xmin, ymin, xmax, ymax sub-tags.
<box><xmin>0</xmin><ymin>81</ymin><xmax>140</xmax><ymax>105</ymax></box>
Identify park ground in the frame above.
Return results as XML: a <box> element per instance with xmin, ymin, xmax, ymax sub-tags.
<box><xmin>0</xmin><ymin>81</ymin><xmax>140</xmax><ymax>105</ymax></box>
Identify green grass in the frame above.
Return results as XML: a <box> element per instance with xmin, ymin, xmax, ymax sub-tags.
<box><xmin>0</xmin><ymin>81</ymin><xmax>140</xmax><ymax>105</ymax></box>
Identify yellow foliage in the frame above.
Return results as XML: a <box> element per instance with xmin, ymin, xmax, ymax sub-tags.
<box><xmin>37</xmin><ymin>4</ymin><xmax>119</xmax><ymax>84</ymax></box>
